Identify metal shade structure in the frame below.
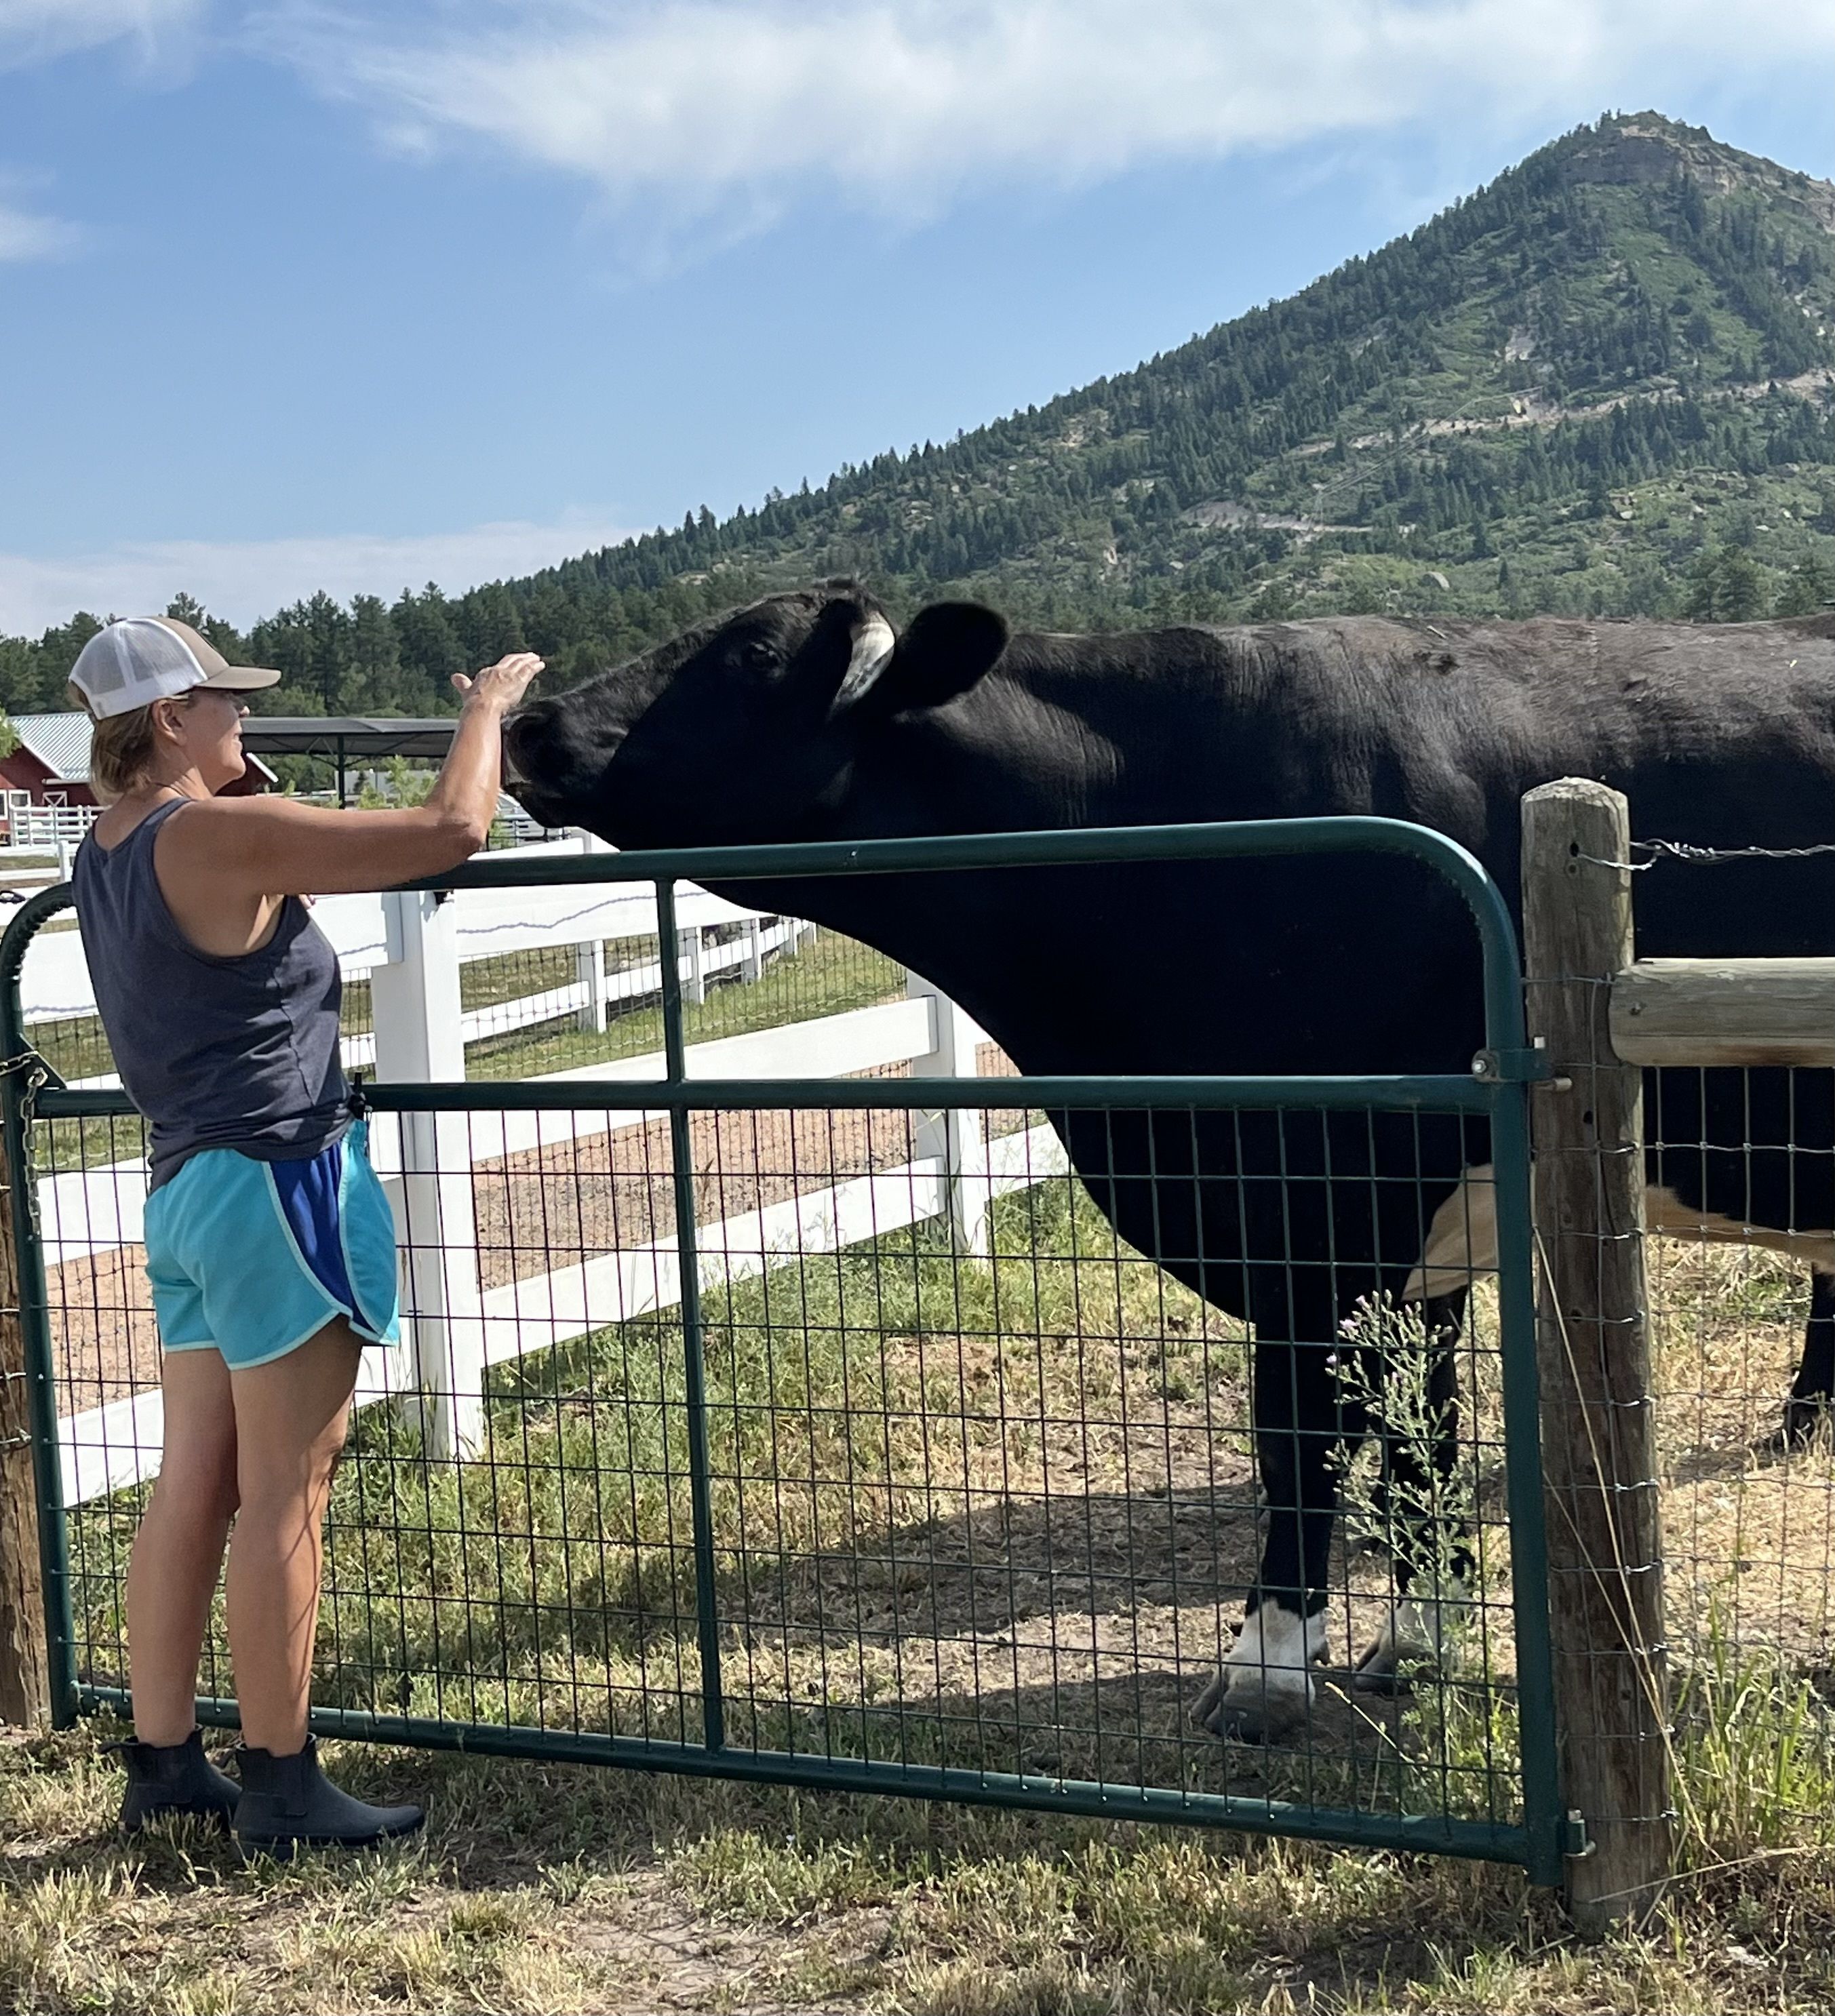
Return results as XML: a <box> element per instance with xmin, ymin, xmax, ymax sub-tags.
<box><xmin>237</xmin><ymin>717</ymin><xmax>460</xmax><ymax>804</ymax></box>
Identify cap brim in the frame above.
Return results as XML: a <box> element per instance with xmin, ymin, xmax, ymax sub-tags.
<box><xmin>198</xmin><ymin>666</ymin><xmax>282</xmax><ymax>692</ymax></box>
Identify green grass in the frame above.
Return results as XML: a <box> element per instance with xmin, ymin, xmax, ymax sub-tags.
<box><xmin>1672</xmin><ymin>1612</ymin><xmax>1835</xmax><ymax>1872</ymax></box>
<box><xmin>463</xmin><ymin>926</ymin><xmax>905</xmax><ymax>1080</ymax></box>
<box><xmin>64</xmin><ymin>1173</ymin><xmax>1526</xmax><ymax>1861</ymax></box>
<box><xmin>65</xmin><ymin>1181</ymin><xmax>1244</xmax><ymax>1752</ymax></box>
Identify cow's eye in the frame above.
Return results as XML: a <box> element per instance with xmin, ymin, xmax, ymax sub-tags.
<box><xmin>731</xmin><ymin>639</ymin><xmax>780</xmax><ymax>675</ymax></box>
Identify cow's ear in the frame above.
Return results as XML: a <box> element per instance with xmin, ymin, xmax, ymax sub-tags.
<box><xmin>856</xmin><ymin>602</ymin><xmax>1008</xmax><ymax>715</ymax></box>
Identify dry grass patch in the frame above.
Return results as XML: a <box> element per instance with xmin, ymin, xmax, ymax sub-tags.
<box><xmin>16</xmin><ymin>1723</ymin><xmax>1835</xmax><ymax>2015</ymax></box>
<box><xmin>0</xmin><ymin>1726</ymin><xmax>806</xmax><ymax>2014</ymax></box>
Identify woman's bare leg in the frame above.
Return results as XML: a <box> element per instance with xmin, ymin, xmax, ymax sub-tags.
<box><xmin>224</xmin><ymin>1321</ymin><xmax>362</xmax><ymax>1755</ymax></box>
<box><xmin>126</xmin><ymin>1349</ymin><xmax>239</xmax><ymax>1745</ymax></box>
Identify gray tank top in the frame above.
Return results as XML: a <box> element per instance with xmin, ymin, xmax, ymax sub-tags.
<box><xmin>72</xmin><ymin>798</ymin><xmax>352</xmax><ymax>1191</ymax></box>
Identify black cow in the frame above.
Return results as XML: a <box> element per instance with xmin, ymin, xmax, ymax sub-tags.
<box><xmin>506</xmin><ymin>583</ymin><xmax>1835</xmax><ymax>1738</ymax></box>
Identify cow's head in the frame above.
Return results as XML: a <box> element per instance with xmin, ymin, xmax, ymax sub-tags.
<box><xmin>503</xmin><ymin>580</ymin><xmax>1008</xmax><ymax>846</ymax></box>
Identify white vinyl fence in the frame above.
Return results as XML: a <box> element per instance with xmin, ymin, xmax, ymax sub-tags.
<box><xmin>3</xmin><ymin>796</ymin><xmax>98</xmax><ymax>854</ymax></box>
<box><xmin>27</xmin><ymin>835</ymin><xmax>1066</xmax><ymax>1505</ymax></box>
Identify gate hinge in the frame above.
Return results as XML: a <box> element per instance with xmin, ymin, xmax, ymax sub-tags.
<box><xmin>1472</xmin><ymin>1041</ymin><xmax>1553</xmax><ymax>1084</ymax></box>
<box><xmin>1564</xmin><ymin>1810</ymin><xmax>1594</xmax><ymax>1859</ymax></box>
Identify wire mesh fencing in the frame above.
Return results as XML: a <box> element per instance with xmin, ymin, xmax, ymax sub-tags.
<box><xmin>4</xmin><ymin>823</ymin><xmax>1562</xmax><ymax>1874</ymax></box>
<box><xmin>33</xmin><ymin>1092</ymin><xmax>1541</xmax><ymax>1851</ymax></box>
<box><xmin>1644</xmin><ymin>1061</ymin><xmax>1835</xmax><ymax>1861</ymax></box>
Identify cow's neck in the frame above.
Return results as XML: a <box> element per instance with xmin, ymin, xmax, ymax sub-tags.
<box><xmin>712</xmin><ymin>647</ymin><xmax>1271</xmax><ymax>1064</ymax></box>
<box><xmin>844</xmin><ymin>637</ymin><xmax>1271</xmax><ymax>840</ymax></box>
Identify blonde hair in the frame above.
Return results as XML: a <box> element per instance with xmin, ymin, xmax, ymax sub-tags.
<box><xmin>75</xmin><ymin>688</ymin><xmax>162</xmax><ymax>805</ymax></box>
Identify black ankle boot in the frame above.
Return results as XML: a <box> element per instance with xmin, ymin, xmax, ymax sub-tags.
<box><xmin>232</xmin><ymin>1737</ymin><xmax>423</xmax><ymax>1859</ymax></box>
<box><xmin>114</xmin><ymin>1729</ymin><xmax>241</xmax><ymax>1836</ymax></box>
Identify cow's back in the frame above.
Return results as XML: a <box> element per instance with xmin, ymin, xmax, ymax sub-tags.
<box><xmin>992</xmin><ymin>610</ymin><xmax>1835</xmax><ymax>963</ymax></box>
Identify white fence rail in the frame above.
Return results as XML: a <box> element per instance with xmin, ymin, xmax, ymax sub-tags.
<box><xmin>20</xmin><ymin>833</ymin><xmax>639</xmax><ymax>1028</ymax></box>
<box><xmin>28</xmin><ymin>832</ymin><xmax>818</xmax><ymax>1084</ymax></box>
<box><xmin>3</xmin><ymin>796</ymin><xmax>98</xmax><ymax>854</ymax></box>
<box><xmin>32</xmin><ymin>849</ymin><xmax>1064</xmax><ymax>1504</ymax></box>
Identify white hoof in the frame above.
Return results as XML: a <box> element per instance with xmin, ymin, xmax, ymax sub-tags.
<box><xmin>1192</xmin><ymin>1606</ymin><xmax>1328</xmax><ymax>1743</ymax></box>
<box><xmin>1352</xmin><ymin>1597</ymin><xmax>1456</xmax><ymax>1695</ymax></box>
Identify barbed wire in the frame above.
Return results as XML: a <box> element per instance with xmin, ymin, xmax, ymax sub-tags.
<box><xmin>1577</xmin><ymin>837</ymin><xmax>1835</xmax><ymax>873</ymax></box>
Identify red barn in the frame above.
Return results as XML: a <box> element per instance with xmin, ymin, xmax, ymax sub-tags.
<box><xmin>0</xmin><ymin>711</ymin><xmax>275</xmax><ymax>810</ymax></box>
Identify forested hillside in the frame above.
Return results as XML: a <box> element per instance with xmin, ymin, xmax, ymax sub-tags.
<box><xmin>5</xmin><ymin>111</ymin><xmax>1833</xmax><ymax>720</ymax></box>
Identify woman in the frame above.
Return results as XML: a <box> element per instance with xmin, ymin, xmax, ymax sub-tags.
<box><xmin>66</xmin><ymin>614</ymin><xmax>542</xmax><ymax>1856</ymax></box>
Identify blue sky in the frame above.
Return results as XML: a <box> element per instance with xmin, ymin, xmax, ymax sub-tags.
<box><xmin>1</xmin><ymin>1</ymin><xmax>1831</xmax><ymax>636</ymax></box>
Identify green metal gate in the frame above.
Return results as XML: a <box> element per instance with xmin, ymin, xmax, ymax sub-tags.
<box><xmin>0</xmin><ymin>817</ymin><xmax>1561</xmax><ymax>1882</ymax></box>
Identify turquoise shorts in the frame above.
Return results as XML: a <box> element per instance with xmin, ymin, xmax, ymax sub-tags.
<box><xmin>144</xmin><ymin>1121</ymin><xmax>401</xmax><ymax>1371</ymax></box>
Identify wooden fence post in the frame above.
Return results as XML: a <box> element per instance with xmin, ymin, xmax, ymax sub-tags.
<box><xmin>1521</xmin><ymin>778</ymin><xmax>1670</xmax><ymax>1931</ymax></box>
<box><xmin>0</xmin><ymin>1166</ymin><xmax>50</xmax><ymax>1727</ymax></box>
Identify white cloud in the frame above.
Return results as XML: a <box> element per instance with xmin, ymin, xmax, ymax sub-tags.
<box><xmin>0</xmin><ymin>515</ymin><xmax>638</xmax><ymax>637</ymax></box>
<box><xmin>0</xmin><ymin>3</ymin><xmax>208</xmax><ymax>259</ymax></box>
<box><xmin>262</xmin><ymin>0</ymin><xmax>1835</xmax><ymax>232</ymax></box>
<box><xmin>0</xmin><ymin>197</ymin><xmax>77</xmax><ymax>258</ymax></box>
<box><xmin>0</xmin><ymin>0</ymin><xmax>205</xmax><ymax>71</ymax></box>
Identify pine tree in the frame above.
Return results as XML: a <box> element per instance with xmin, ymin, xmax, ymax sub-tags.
<box><xmin>1684</xmin><ymin>548</ymin><xmax>1721</xmax><ymax>621</ymax></box>
<box><xmin>303</xmin><ymin>592</ymin><xmax>355</xmax><ymax>714</ymax></box>
<box><xmin>1686</xmin><ymin>545</ymin><xmax>1768</xmax><ymax>622</ymax></box>
<box><xmin>1775</xmin><ymin>552</ymin><xmax>1832</xmax><ymax>617</ymax></box>
<box><xmin>347</xmin><ymin>595</ymin><xmax>403</xmax><ymax>712</ymax></box>
<box><xmin>391</xmin><ymin>586</ymin><xmax>465</xmax><ymax>699</ymax></box>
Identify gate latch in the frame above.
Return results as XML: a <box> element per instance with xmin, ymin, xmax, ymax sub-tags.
<box><xmin>1472</xmin><ymin>1039</ymin><xmax>1553</xmax><ymax>1084</ymax></box>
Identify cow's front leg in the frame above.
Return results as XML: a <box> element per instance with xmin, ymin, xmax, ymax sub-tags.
<box><xmin>1193</xmin><ymin>1335</ymin><xmax>1341</xmax><ymax>1742</ymax></box>
<box><xmin>1780</xmin><ymin>1268</ymin><xmax>1835</xmax><ymax>1450</ymax></box>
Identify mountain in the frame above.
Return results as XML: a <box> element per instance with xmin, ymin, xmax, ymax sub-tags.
<box><xmin>5</xmin><ymin>111</ymin><xmax>1834</xmax><ymax>724</ymax></box>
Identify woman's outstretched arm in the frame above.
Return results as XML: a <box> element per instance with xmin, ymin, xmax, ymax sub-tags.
<box><xmin>162</xmin><ymin>652</ymin><xmax>547</xmax><ymax>901</ymax></box>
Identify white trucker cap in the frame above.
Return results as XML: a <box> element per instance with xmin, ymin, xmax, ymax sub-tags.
<box><xmin>67</xmin><ymin>616</ymin><xmax>281</xmax><ymax>720</ymax></box>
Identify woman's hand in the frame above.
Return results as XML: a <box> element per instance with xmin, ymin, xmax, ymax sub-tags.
<box><xmin>452</xmin><ymin>652</ymin><xmax>545</xmax><ymax>714</ymax></box>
